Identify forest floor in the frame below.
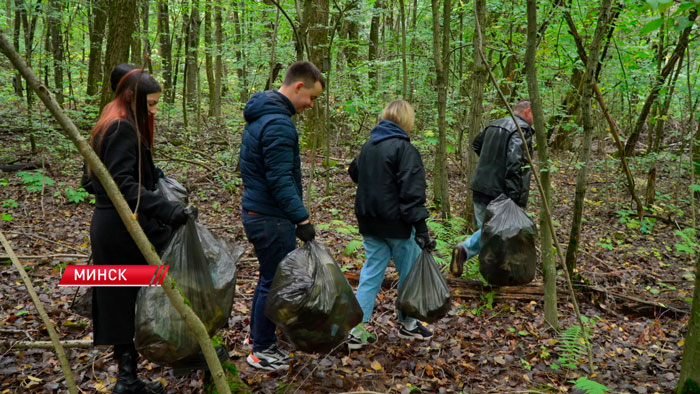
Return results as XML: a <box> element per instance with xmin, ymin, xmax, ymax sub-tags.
<box><xmin>0</xmin><ymin>110</ymin><xmax>696</xmax><ymax>393</ymax></box>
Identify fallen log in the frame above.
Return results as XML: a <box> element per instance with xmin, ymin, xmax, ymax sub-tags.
<box><xmin>0</xmin><ymin>340</ymin><xmax>92</xmax><ymax>349</ymax></box>
<box><xmin>0</xmin><ymin>162</ymin><xmax>42</xmax><ymax>172</ymax></box>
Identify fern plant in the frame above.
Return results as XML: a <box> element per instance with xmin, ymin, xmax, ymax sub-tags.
<box><xmin>571</xmin><ymin>377</ymin><xmax>609</xmax><ymax>394</ymax></box>
<box><xmin>552</xmin><ymin>325</ymin><xmax>586</xmax><ymax>370</ymax></box>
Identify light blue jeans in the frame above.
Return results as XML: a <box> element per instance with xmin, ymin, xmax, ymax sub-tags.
<box><xmin>355</xmin><ymin>230</ymin><xmax>421</xmax><ymax>326</ymax></box>
<box><xmin>459</xmin><ymin>201</ymin><xmax>488</xmax><ymax>259</ymax></box>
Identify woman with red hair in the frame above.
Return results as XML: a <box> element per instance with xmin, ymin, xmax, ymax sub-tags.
<box><xmin>88</xmin><ymin>69</ymin><xmax>188</xmax><ymax>394</ymax></box>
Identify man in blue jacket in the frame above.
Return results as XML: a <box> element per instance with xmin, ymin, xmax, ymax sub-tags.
<box><xmin>450</xmin><ymin>99</ymin><xmax>534</xmax><ymax>277</ymax></box>
<box><xmin>240</xmin><ymin>61</ymin><xmax>324</xmax><ymax>371</ymax></box>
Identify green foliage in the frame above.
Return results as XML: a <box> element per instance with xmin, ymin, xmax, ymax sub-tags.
<box><xmin>571</xmin><ymin>377</ymin><xmax>610</xmax><ymax>394</ymax></box>
<box><xmin>17</xmin><ymin>170</ymin><xmax>55</xmax><ymax>192</ymax></box>
<box><xmin>426</xmin><ymin>216</ymin><xmax>468</xmax><ymax>267</ymax></box>
<box><xmin>64</xmin><ymin>187</ymin><xmax>89</xmax><ymax>204</ymax></box>
<box><xmin>344</xmin><ymin>239</ymin><xmax>363</xmax><ymax>255</ymax></box>
<box><xmin>553</xmin><ymin>325</ymin><xmax>586</xmax><ymax>370</ymax></box>
<box><xmin>675</xmin><ymin>228</ymin><xmax>700</xmax><ymax>257</ymax></box>
<box><xmin>679</xmin><ymin>378</ymin><xmax>700</xmax><ymax>394</ymax></box>
<box><xmin>2</xmin><ymin>199</ymin><xmax>18</xmax><ymax>209</ymax></box>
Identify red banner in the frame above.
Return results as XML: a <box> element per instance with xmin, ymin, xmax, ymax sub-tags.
<box><xmin>58</xmin><ymin>265</ymin><xmax>169</xmax><ymax>286</ymax></box>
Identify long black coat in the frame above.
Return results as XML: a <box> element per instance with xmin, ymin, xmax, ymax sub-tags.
<box><xmin>89</xmin><ymin>119</ymin><xmax>182</xmax><ymax>345</ymax></box>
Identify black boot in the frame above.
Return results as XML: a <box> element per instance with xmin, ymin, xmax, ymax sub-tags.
<box><xmin>113</xmin><ymin>347</ymin><xmax>166</xmax><ymax>394</ymax></box>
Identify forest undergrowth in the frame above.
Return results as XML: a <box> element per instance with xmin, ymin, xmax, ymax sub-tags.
<box><xmin>0</xmin><ymin>106</ymin><xmax>695</xmax><ymax>394</ymax></box>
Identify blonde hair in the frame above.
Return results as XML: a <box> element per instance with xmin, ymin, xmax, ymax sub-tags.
<box><xmin>381</xmin><ymin>100</ymin><xmax>415</xmax><ymax>133</ymax></box>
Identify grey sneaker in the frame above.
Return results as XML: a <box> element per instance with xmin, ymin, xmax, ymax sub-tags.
<box><xmin>398</xmin><ymin>322</ymin><xmax>433</xmax><ymax>340</ymax></box>
<box><xmin>347</xmin><ymin>323</ymin><xmax>377</xmax><ymax>350</ymax></box>
<box><xmin>246</xmin><ymin>344</ymin><xmax>290</xmax><ymax>371</ymax></box>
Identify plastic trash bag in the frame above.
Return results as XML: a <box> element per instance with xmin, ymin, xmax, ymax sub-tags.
<box><xmin>156</xmin><ymin>177</ymin><xmax>188</xmax><ymax>205</ymax></box>
<box><xmin>134</xmin><ymin>178</ymin><xmax>243</xmax><ymax>363</ymax></box>
<box><xmin>265</xmin><ymin>241</ymin><xmax>362</xmax><ymax>353</ymax></box>
<box><xmin>479</xmin><ymin>194</ymin><xmax>537</xmax><ymax>286</ymax></box>
<box><xmin>396</xmin><ymin>250</ymin><xmax>451</xmax><ymax>323</ymax></box>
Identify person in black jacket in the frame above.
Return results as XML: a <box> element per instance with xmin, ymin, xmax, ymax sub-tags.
<box><xmin>88</xmin><ymin>69</ymin><xmax>192</xmax><ymax>394</ymax></box>
<box><xmin>450</xmin><ymin>99</ymin><xmax>534</xmax><ymax>277</ymax></box>
<box><xmin>347</xmin><ymin>100</ymin><xmax>436</xmax><ymax>350</ymax></box>
<box><xmin>240</xmin><ymin>61</ymin><xmax>324</xmax><ymax>371</ymax></box>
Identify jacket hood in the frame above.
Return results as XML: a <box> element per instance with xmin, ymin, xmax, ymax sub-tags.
<box><xmin>370</xmin><ymin>120</ymin><xmax>410</xmax><ymax>144</ymax></box>
<box><xmin>243</xmin><ymin>90</ymin><xmax>296</xmax><ymax>122</ymax></box>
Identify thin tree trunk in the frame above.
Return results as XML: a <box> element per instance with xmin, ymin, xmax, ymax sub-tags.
<box><xmin>431</xmin><ymin>0</ymin><xmax>451</xmax><ymax>219</ymax></box>
<box><xmin>368</xmin><ymin>0</ymin><xmax>381</xmax><ymax>88</ymax></box>
<box><xmin>204</xmin><ymin>5</ymin><xmax>215</xmax><ymax>117</ymax></box>
<box><xmin>49</xmin><ymin>0</ymin><xmax>64</xmax><ymax>106</ymax></box>
<box><xmin>130</xmin><ymin>3</ymin><xmax>142</xmax><ymax>66</ymax></box>
<box><xmin>86</xmin><ymin>0</ymin><xmax>107</xmax><ymax>97</ymax></box>
<box><xmin>212</xmin><ymin>1</ymin><xmax>222</xmax><ymax>120</ymax></box>
<box><xmin>265</xmin><ymin>7</ymin><xmax>280</xmax><ymax>91</ymax></box>
<box><xmin>565</xmin><ymin>0</ymin><xmax>613</xmax><ymax>278</ymax></box>
<box><xmin>157</xmin><ymin>0</ymin><xmax>173</xmax><ymax>103</ymax></box>
<box><xmin>142</xmin><ymin>2</ymin><xmax>151</xmax><ymax>72</ymax></box>
<box><xmin>399</xmin><ymin>0</ymin><xmax>407</xmax><ymax>99</ymax></box>
<box><xmin>232</xmin><ymin>1</ymin><xmax>247</xmax><ymax>102</ymax></box>
<box><xmin>185</xmin><ymin>0</ymin><xmax>200</xmax><ymax>110</ymax></box>
<box><xmin>464</xmin><ymin>0</ymin><xmax>486</xmax><ymax>223</ymax></box>
<box><xmin>0</xmin><ymin>32</ymin><xmax>233</xmax><ymax>394</ymax></box>
<box><xmin>13</xmin><ymin>6</ymin><xmax>23</xmax><ymax>97</ymax></box>
<box><xmin>526</xmin><ymin>0</ymin><xmax>557</xmax><ymax>330</ymax></box>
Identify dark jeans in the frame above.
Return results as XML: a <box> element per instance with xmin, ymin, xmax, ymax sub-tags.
<box><xmin>242</xmin><ymin>211</ymin><xmax>296</xmax><ymax>352</ymax></box>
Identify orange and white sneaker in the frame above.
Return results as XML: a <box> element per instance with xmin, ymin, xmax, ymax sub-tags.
<box><xmin>246</xmin><ymin>344</ymin><xmax>290</xmax><ymax>371</ymax></box>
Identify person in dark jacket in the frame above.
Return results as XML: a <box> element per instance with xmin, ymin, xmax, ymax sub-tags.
<box><xmin>89</xmin><ymin>69</ymin><xmax>192</xmax><ymax>394</ymax></box>
<box><xmin>347</xmin><ymin>100</ymin><xmax>436</xmax><ymax>350</ymax></box>
<box><xmin>240</xmin><ymin>61</ymin><xmax>324</xmax><ymax>371</ymax></box>
<box><xmin>450</xmin><ymin>99</ymin><xmax>534</xmax><ymax>277</ymax></box>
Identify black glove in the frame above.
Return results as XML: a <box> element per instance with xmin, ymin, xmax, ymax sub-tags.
<box><xmin>169</xmin><ymin>204</ymin><xmax>189</xmax><ymax>227</ymax></box>
<box><xmin>295</xmin><ymin>222</ymin><xmax>316</xmax><ymax>242</ymax></box>
<box><xmin>183</xmin><ymin>205</ymin><xmax>198</xmax><ymax>220</ymax></box>
<box><xmin>155</xmin><ymin>166</ymin><xmax>166</xmax><ymax>179</ymax></box>
<box><xmin>415</xmin><ymin>231</ymin><xmax>436</xmax><ymax>251</ymax></box>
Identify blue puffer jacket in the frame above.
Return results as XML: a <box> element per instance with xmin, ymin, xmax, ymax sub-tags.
<box><xmin>240</xmin><ymin>90</ymin><xmax>309</xmax><ymax>223</ymax></box>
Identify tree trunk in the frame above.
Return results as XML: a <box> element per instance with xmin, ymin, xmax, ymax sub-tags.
<box><xmin>232</xmin><ymin>1</ymin><xmax>247</xmax><ymax>103</ymax></box>
<box><xmin>49</xmin><ymin>0</ymin><xmax>64</xmax><ymax>106</ymax></box>
<box><xmin>399</xmin><ymin>0</ymin><xmax>407</xmax><ymax>99</ymax></box>
<box><xmin>13</xmin><ymin>6</ymin><xmax>23</xmax><ymax>97</ymax></box>
<box><xmin>204</xmin><ymin>5</ymin><xmax>215</xmax><ymax>117</ymax></box>
<box><xmin>526</xmin><ymin>0</ymin><xmax>557</xmax><ymax>330</ymax></box>
<box><xmin>100</xmin><ymin>0</ymin><xmax>136</xmax><ymax>109</ymax></box>
<box><xmin>624</xmin><ymin>9</ymin><xmax>698</xmax><ymax>156</ymax></box>
<box><xmin>157</xmin><ymin>0</ymin><xmax>173</xmax><ymax>104</ymax></box>
<box><xmin>564</xmin><ymin>0</ymin><xmax>613</xmax><ymax>278</ymax></box>
<box><xmin>464</xmin><ymin>0</ymin><xmax>486</xmax><ymax>223</ymax></box>
<box><xmin>431</xmin><ymin>0</ymin><xmax>451</xmax><ymax>219</ymax></box>
<box><xmin>130</xmin><ymin>2</ymin><xmax>142</xmax><ymax>66</ymax></box>
<box><xmin>142</xmin><ymin>2</ymin><xmax>151</xmax><ymax>72</ymax></box>
<box><xmin>86</xmin><ymin>0</ymin><xmax>107</xmax><ymax>97</ymax></box>
<box><xmin>185</xmin><ymin>0</ymin><xmax>201</xmax><ymax>110</ymax></box>
<box><xmin>368</xmin><ymin>0</ymin><xmax>382</xmax><ymax>89</ymax></box>
<box><xmin>265</xmin><ymin>7</ymin><xmax>280</xmax><ymax>91</ymax></box>
<box><xmin>678</xmin><ymin>254</ymin><xmax>700</xmax><ymax>393</ymax></box>
<box><xmin>212</xmin><ymin>1</ymin><xmax>222</xmax><ymax>120</ymax></box>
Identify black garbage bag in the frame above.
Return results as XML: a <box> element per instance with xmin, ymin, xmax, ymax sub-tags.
<box><xmin>156</xmin><ymin>177</ymin><xmax>188</xmax><ymax>205</ymax></box>
<box><xmin>265</xmin><ymin>241</ymin><xmax>362</xmax><ymax>353</ymax></box>
<box><xmin>396</xmin><ymin>250</ymin><xmax>451</xmax><ymax>323</ymax></box>
<box><xmin>479</xmin><ymin>194</ymin><xmax>537</xmax><ymax>286</ymax></box>
<box><xmin>134</xmin><ymin>178</ymin><xmax>244</xmax><ymax>363</ymax></box>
